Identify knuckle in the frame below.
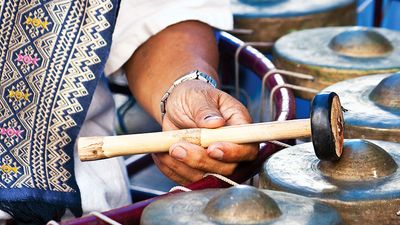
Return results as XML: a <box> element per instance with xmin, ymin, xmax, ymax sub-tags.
<box><xmin>188</xmin><ymin>173</ymin><xmax>204</xmax><ymax>183</ymax></box>
<box><xmin>248</xmin><ymin>145</ymin><xmax>259</xmax><ymax>160</ymax></box>
<box><xmin>185</xmin><ymin>148</ymin><xmax>208</xmax><ymax>170</ymax></box>
<box><xmin>169</xmin><ymin>162</ymin><xmax>180</xmax><ymax>171</ymax></box>
<box><xmin>249</xmin><ymin>152</ymin><xmax>258</xmax><ymax>161</ymax></box>
<box><xmin>161</xmin><ymin>167</ymin><xmax>176</xmax><ymax>179</ymax></box>
<box><xmin>196</xmin><ymin>155</ymin><xmax>208</xmax><ymax>170</ymax></box>
<box><xmin>239</xmin><ymin>144</ymin><xmax>258</xmax><ymax>161</ymax></box>
<box><xmin>217</xmin><ymin>164</ymin><xmax>236</xmax><ymax>176</ymax></box>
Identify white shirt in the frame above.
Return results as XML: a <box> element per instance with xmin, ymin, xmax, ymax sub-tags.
<box><xmin>105</xmin><ymin>0</ymin><xmax>233</xmax><ymax>75</ymax></box>
<box><xmin>0</xmin><ymin>0</ymin><xmax>233</xmax><ymax>222</ymax></box>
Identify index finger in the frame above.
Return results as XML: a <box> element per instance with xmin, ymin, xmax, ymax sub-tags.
<box><xmin>207</xmin><ymin>142</ymin><xmax>259</xmax><ymax>163</ymax></box>
<box><xmin>218</xmin><ymin>93</ymin><xmax>252</xmax><ymax>126</ymax></box>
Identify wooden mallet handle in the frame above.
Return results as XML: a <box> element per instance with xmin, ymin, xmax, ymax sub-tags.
<box><xmin>79</xmin><ymin>119</ymin><xmax>311</xmax><ymax>161</ymax></box>
<box><xmin>78</xmin><ymin>91</ymin><xmax>344</xmax><ymax>162</ymax></box>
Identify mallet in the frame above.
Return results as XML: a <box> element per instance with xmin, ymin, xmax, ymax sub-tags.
<box><xmin>78</xmin><ymin>92</ymin><xmax>344</xmax><ymax>162</ymax></box>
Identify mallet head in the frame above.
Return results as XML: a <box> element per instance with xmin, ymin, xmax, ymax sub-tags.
<box><xmin>311</xmin><ymin>92</ymin><xmax>344</xmax><ymax>161</ymax></box>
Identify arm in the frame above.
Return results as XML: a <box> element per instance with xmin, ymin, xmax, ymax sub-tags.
<box><xmin>125</xmin><ymin>20</ymin><xmax>219</xmax><ymax>123</ymax></box>
<box><xmin>124</xmin><ymin>21</ymin><xmax>258</xmax><ymax>184</ymax></box>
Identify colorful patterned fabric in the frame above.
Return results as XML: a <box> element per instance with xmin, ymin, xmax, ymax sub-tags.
<box><xmin>0</xmin><ymin>0</ymin><xmax>119</xmax><ymax>223</ymax></box>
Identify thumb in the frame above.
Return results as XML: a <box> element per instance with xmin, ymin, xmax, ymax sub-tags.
<box><xmin>193</xmin><ymin>106</ymin><xmax>225</xmax><ymax>128</ymax></box>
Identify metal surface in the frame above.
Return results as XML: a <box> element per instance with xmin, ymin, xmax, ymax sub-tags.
<box><xmin>260</xmin><ymin>139</ymin><xmax>400</xmax><ymax>225</ymax></box>
<box><xmin>328</xmin><ymin>28</ymin><xmax>393</xmax><ymax>58</ymax></box>
<box><xmin>323</xmin><ymin>73</ymin><xmax>400</xmax><ymax>142</ymax></box>
<box><xmin>141</xmin><ymin>185</ymin><xmax>342</xmax><ymax>225</ymax></box>
<box><xmin>203</xmin><ymin>185</ymin><xmax>282</xmax><ymax>224</ymax></box>
<box><xmin>369</xmin><ymin>72</ymin><xmax>400</xmax><ymax>108</ymax></box>
<box><xmin>273</xmin><ymin>26</ymin><xmax>400</xmax><ymax>99</ymax></box>
<box><xmin>60</xmin><ymin>31</ymin><xmax>297</xmax><ymax>225</ymax></box>
<box><xmin>231</xmin><ymin>0</ymin><xmax>356</xmax><ymax>46</ymax></box>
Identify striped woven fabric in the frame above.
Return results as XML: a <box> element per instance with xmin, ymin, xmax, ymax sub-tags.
<box><xmin>0</xmin><ymin>0</ymin><xmax>119</xmax><ymax>223</ymax></box>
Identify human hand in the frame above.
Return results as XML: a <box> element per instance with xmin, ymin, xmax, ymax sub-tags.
<box><xmin>152</xmin><ymin>80</ymin><xmax>259</xmax><ymax>185</ymax></box>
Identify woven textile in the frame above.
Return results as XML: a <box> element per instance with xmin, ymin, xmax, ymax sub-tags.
<box><xmin>0</xmin><ymin>0</ymin><xmax>119</xmax><ymax>223</ymax></box>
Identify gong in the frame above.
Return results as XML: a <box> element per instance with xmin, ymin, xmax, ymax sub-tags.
<box><xmin>273</xmin><ymin>26</ymin><xmax>400</xmax><ymax>99</ymax></box>
<box><xmin>259</xmin><ymin>139</ymin><xmax>400</xmax><ymax>225</ymax></box>
<box><xmin>323</xmin><ymin>72</ymin><xmax>400</xmax><ymax>142</ymax></box>
<box><xmin>141</xmin><ymin>185</ymin><xmax>342</xmax><ymax>225</ymax></box>
<box><xmin>231</xmin><ymin>0</ymin><xmax>356</xmax><ymax>47</ymax></box>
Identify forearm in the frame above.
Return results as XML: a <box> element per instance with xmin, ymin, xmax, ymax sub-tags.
<box><xmin>124</xmin><ymin>20</ymin><xmax>220</xmax><ymax>124</ymax></box>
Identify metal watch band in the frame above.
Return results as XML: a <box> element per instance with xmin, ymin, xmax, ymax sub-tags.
<box><xmin>160</xmin><ymin>70</ymin><xmax>217</xmax><ymax>119</ymax></box>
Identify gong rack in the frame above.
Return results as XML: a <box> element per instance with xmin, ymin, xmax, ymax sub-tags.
<box><xmin>60</xmin><ymin>31</ymin><xmax>300</xmax><ymax>225</ymax></box>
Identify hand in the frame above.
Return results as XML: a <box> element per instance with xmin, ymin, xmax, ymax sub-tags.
<box><xmin>152</xmin><ymin>80</ymin><xmax>259</xmax><ymax>185</ymax></box>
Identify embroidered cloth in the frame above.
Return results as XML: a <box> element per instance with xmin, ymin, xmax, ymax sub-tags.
<box><xmin>0</xmin><ymin>0</ymin><xmax>118</xmax><ymax>223</ymax></box>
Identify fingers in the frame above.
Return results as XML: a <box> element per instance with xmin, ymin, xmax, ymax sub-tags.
<box><xmin>177</xmin><ymin>86</ymin><xmax>226</xmax><ymax>129</ymax></box>
<box><xmin>207</xmin><ymin>142</ymin><xmax>259</xmax><ymax>162</ymax></box>
<box><xmin>155</xmin><ymin>141</ymin><xmax>258</xmax><ymax>185</ymax></box>
<box><xmin>189</xmin><ymin>91</ymin><xmax>225</xmax><ymax>128</ymax></box>
<box><xmin>164</xmin><ymin>82</ymin><xmax>252</xmax><ymax>129</ymax></box>
<box><xmin>169</xmin><ymin>142</ymin><xmax>237</xmax><ymax>176</ymax></box>
<box><xmin>152</xmin><ymin>153</ymin><xmax>205</xmax><ymax>185</ymax></box>
<box><xmin>219</xmin><ymin>92</ymin><xmax>253</xmax><ymax>126</ymax></box>
<box><xmin>193</xmin><ymin>108</ymin><xmax>225</xmax><ymax>129</ymax></box>
<box><xmin>190</xmin><ymin>89</ymin><xmax>253</xmax><ymax>128</ymax></box>
<box><xmin>162</xmin><ymin>103</ymin><xmax>225</xmax><ymax>131</ymax></box>
<box><xmin>159</xmin><ymin>84</ymin><xmax>257</xmax><ymax>185</ymax></box>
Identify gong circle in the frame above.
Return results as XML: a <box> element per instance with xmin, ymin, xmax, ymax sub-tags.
<box><xmin>322</xmin><ymin>73</ymin><xmax>400</xmax><ymax>142</ymax></box>
<box><xmin>231</xmin><ymin>0</ymin><xmax>356</xmax><ymax>48</ymax></box>
<box><xmin>273</xmin><ymin>26</ymin><xmax>400</xmax><ymax>99</ymax></box>
<box><xmin>141</xmin><ymin>185</ymin><xmax>342</xmax><ymax>225</ymax></box>
<box><xmin>259</xmin><ymin>139</ymin><xmax>400</xmax><ymax>225</ymax></box>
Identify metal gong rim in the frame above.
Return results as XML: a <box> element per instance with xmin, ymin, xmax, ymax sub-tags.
<box><xmin>231</xmin><ymin>0</ymin><xmax>355</xmax><ymax>18</ymax></box>
<box><xmin>140</xmin><ymin>187</ymin><xmax>341</xmax><ymax>225</ymax></box>
<box><xmin>273</xmin><ymin>26</ymin><xmax>400</xmax><ymax>70</ymax></box>
<box><xmin>322</xmin><ymin>73</ymin><xmax>400</xmax><ymax>130</ymax></box>
<box><xmin>260</xmin><ymin>140</ymin><xmax>400</xmax><ymax>201</ymax></box>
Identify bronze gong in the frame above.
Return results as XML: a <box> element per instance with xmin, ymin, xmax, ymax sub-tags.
<box><xmin>141</xmin><ymin>185</ymin><xmax>342</xmax><ymax>225</ymax></box>
<box><xmin>259</xmin><ymin>139</ymin><xmax>400</xmax><ymax>225</ymax></box>
<box><xmin>273</xmin><ymin>26</ymin><xmax>400</xmax><ymax>99</ymax></box>
<box><xmin>231</xmin><ymin>0</ymin><xmax>356</xmax><ymax>49</ymax></box>
<box><xmin>323</xmin><ymin>72</ymin><xmax>400</xmax><ymax>142</ymax></box>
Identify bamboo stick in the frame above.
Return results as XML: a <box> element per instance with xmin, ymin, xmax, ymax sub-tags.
<box><xmin>78</xmin><ymin>119</ymin><xmax>311</xmax><ymax>161</ymax></box>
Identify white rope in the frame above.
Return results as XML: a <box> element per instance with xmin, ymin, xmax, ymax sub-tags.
<box><xmin>259</xmin><ymin>69</ymin><xmax>315</xmax><ymax>121</ymax></box>
<box><xmin>269</xmin><ymin>83</ymin><xmax>319</xmax><ymax>120</ymax></box>
<box><xmin>259</xmin><ymin>70</ymin><xmax>278</xmax><ymax>121</ymax></box>
<box><xmin>203</xmin><ymin>173</ymin><xmax>239</xmax><ymax>186</ymax></box>
<box><xmin>89</xmin><ymin>211</ymin><xmax>122</xmax><ymax>225</ymax></box>
<box><xmin>268</xmin><ymin>140</ymin><xmax>292</xmax><ymax>148</ymax></box>
<box><xmin>234</xmin><ymin>42</ymin><xmax>274</xmax><ymax>99</ymax></box>
<box><xmin>169</xmin><ymin>186</ymin><xmax>192</xmax><ymax>192</ymax></box>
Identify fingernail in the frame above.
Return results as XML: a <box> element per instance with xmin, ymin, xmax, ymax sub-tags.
<box><xmin>204</xmin><ymin>115</ymin><xmax>223</xmax><ymax>121</ymax></box>
<box><xmin>208</xmin><ymin>148</ymin><xmax>224</xmax><ymax>160</ymax></box>
<box><xmin>171</xmin><ymin>146</ymin><xmax>187</xmax><ymax>160</ymax></box>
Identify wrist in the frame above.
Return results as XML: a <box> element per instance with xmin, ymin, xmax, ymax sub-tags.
<box><xmin>160</xmin><ymin>70</ymin><xmax>217</xmax><ymax>120</ymax></box>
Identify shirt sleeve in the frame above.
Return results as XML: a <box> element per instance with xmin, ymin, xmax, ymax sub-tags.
<box><xmin>104</xmin><ymin>0</ymin><xmax>233</xmax><ymax>75</ymax></box>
